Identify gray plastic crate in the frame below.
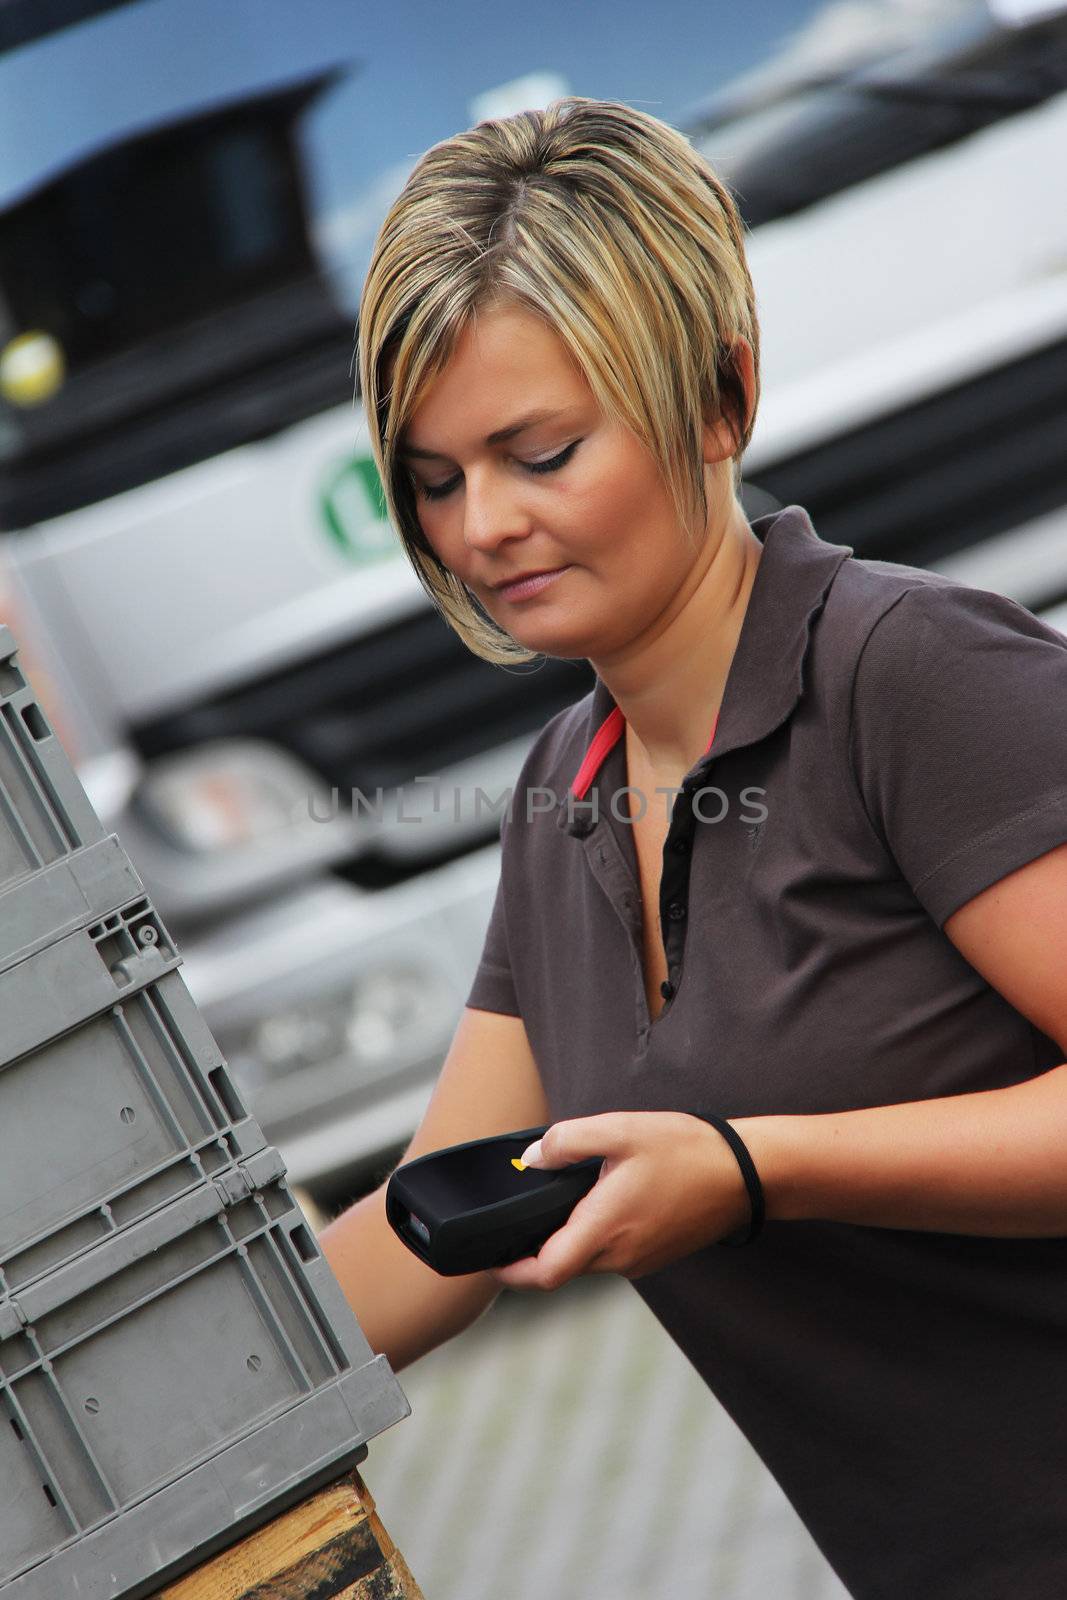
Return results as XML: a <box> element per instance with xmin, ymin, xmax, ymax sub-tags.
<box><xmin>0</xmin><ymin>627</ymin><xmax>411</xmax><ymax>1596</ymax></box>
<box><xmin>0</xmin><ymin>836</ymin><xmax>146</xmax><ymax>979</ymax></box>
<box><xmin>0</xmin><ymin>1151</ymin><xmax>409</xmax><ymax>1598</ymax></box>
<box><xmin>0</xmin><ymin>628</ymin><xmax>107</xmax><ymax>894</ymax></box>
<box><xmin>0</xmin><ymin>892</ymin><xmax>274</xmax><ymax>1273</ymax></box>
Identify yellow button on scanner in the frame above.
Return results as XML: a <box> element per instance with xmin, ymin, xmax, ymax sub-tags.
<box><xmin>511</xmin><ymin>1157</ymin><xmax>528</xmax><ymax>1171</ymax></box>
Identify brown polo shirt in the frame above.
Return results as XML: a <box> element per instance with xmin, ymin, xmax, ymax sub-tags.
<box><xmin>465</xmin><ymin>504</ymin><xmax>1067</xmax><ymax>1600</ymax></box>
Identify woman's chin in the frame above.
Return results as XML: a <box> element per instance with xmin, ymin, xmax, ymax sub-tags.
<box><xmin>508</xmin><ymin>630</ymin><xmax>587</xmax><ymax>661</ymax></box>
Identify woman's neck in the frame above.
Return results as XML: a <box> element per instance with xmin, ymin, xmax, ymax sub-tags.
<box><xmin>596</xmin><ymin>498</ymin><xmax>763</xmax><ymax>782</ymax></box>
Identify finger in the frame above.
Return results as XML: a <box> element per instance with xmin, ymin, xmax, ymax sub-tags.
<box><xmin>489</xmin><ymin>1254</ymin><xmax>548</xmax><ymax>1290</ymax></box>
<box><xmin>488</xmin><ymin>1190</ymin><xmax>605</xmax><ymax>1291</ymax></box>
<box><xmin>527</xmin><ymin>1112</ymin><xmax>640</xmax><ymax>1170</ymax></box>
<box><xmin>516</xmin><ymin>1184</ymin><xmax>620</xmax><ymax>1289</ymax></box>
<box><xmin>491</xmin><ymin>1227</ymin><xmax>616</xmax><ymax>1289</ymax></box>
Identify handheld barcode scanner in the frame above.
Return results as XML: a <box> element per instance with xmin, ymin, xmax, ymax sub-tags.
<box><xmin>385</xmin><ymin>1124</ymin><xmax>603</xmax><ymax>1276</ymax></box>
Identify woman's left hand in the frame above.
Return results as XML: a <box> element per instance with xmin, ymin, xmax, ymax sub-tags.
<box><xmin>487</xmin><ymin>1111</ymin><xmax>752</xmax><ymax>1291</ymax></box>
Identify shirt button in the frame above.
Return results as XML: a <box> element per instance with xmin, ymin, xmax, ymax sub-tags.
<box><xmin>671</xmin><ymin>836</ymin><xmax>691</xmax><ymax>855</ymax></box>
<box><xmin>667</xmin><ymin>901</ymin><xmax>687</xmax><ymax>922</ymax></box>
<box><xmin>660</xmin><ymin>980</ymin><xmax>675</xmax><ymax>1000</ymax></box>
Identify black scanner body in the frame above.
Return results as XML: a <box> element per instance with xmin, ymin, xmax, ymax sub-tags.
<box><xmin>385</xmin><ymin>1124</ymin><xmax>603</xmax><ymax>1276</ymax></box>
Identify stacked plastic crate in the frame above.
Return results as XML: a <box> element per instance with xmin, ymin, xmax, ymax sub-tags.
<box><xmin>0</xmin><ymin>626</ymin><xmax>411</xmax><ymax>1599</ymax></box>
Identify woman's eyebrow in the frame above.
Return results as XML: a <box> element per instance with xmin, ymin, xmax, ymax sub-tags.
<box><xmin>398</xmin><ymin>407</ymin><xmax>568</xmax><ymax>460</ymax></box>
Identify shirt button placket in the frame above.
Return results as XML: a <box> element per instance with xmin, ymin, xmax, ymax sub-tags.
<box><xmin>665</xmin><ymin>899</ymin><xmax>687</xmax><ymax>966</ymax></box>
<box><xmin>659</xmin><ymin>779</ymin><xmax>698</xmax><ymax>1000</ymax></box>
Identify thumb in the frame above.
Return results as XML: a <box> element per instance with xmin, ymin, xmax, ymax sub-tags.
<box><xmin>516</xmin><ymin>1114</ymin><xmax>627</xmax><ymax>1171</ymax></box>
<box><xmin>516</xmin><ymin>1136</ymin><xmax>546</xmax><ymax>1168</ymax></box>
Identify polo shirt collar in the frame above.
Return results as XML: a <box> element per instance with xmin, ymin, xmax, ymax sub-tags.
<box><xmin>557</xmin><ymin>504</ymin><xmax>852</xmax><ymax>834</ymax></box>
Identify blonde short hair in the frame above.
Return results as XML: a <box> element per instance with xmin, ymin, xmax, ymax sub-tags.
<box><xmin>358</xmin><ymin>96</ymin><xmax>761</xmax><ymax>666</ymax></box>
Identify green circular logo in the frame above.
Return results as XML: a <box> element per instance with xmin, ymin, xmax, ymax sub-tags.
<box><xmin>320</xmin><ymin>455</ymin><xmax>400</xmax><ymax>565</ymax></box>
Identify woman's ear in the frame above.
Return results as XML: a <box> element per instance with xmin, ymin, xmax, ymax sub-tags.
<box><xmin>702</xmin><ymin>335</ymin><xmax>756</xmax><ymax>464</ymax></box>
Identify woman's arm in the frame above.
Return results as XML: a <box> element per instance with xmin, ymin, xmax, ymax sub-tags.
<box><xmin>736</xmin><ymin>840</ymin><xmax>1067</xmax><ymax>1237</ymax></box>
<box><xmin>491</xmin><ymin>843</ymin><xmax>1067</xmax><ymax>1292</ymax></box>
<box><xmin>736</xmin><ymin>1060</ymin><xmax>1067</xmax><ymax>1236</ymax></box>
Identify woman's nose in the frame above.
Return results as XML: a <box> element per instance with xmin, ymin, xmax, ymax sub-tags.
<box><xmin>462</xmin><ymin>467</ymin><xmax>530</xmax><ymax>553</ymax></box>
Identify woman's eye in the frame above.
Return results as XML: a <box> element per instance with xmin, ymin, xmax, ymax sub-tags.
<box><xmin>525</xmin><ymin>439</ymin><xmax>581</xmax><ymax>476</ymax></box>
<box><xmin>419</xmin><ymin>475</ymin><xmax>460</xmax><ymax>502</ymax></box>
<box><xmin>416</xmin><ymin>439</ymin><xmax>581</xmax><ymax>503</ymax></box>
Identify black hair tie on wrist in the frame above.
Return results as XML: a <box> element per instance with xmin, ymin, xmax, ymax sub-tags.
<box><xmin>690</xmin><ymin>1112</ymin><xmax>765</xmax><ymax>1247</ymax></box>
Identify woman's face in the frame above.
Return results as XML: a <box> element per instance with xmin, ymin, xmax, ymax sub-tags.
<box><xmin>398</xmin><ymin>301</ymin><xmax>732</xmax><ymax>662</ymax></box>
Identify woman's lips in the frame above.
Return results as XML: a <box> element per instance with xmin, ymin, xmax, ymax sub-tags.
<box><xmin>496</xmin><ymin>566</ymin><xmax>571</xmax><ymax>602</ymax></box>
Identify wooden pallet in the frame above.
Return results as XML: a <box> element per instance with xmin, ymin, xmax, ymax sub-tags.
<box><xmin>153</xmin><ymin>1469</ymin><xmax>424</xmax><ymax>1599</ymax></box>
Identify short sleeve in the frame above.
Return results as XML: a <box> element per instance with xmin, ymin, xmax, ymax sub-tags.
<box><xmin>848</xmin><ymin>582</ymin><xmax>1067</xmax><ymax>929</ymax></box>
<box><xmin>464</xmin><ymin>864</ymin><xmax>520</xmax><ymax>1015</ymax></box>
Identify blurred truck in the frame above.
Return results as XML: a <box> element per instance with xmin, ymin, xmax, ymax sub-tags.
<box><xmin>1</xmin><ymin>0</ymin><xmax>1064</xmax><ymax>1197</ymax></box>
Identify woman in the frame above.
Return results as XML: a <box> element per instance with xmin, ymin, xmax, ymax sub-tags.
<box><xmin>322</xmin><ymin>97</ymin><xmax>1067</xmax><ymax>1599</ymax></box>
